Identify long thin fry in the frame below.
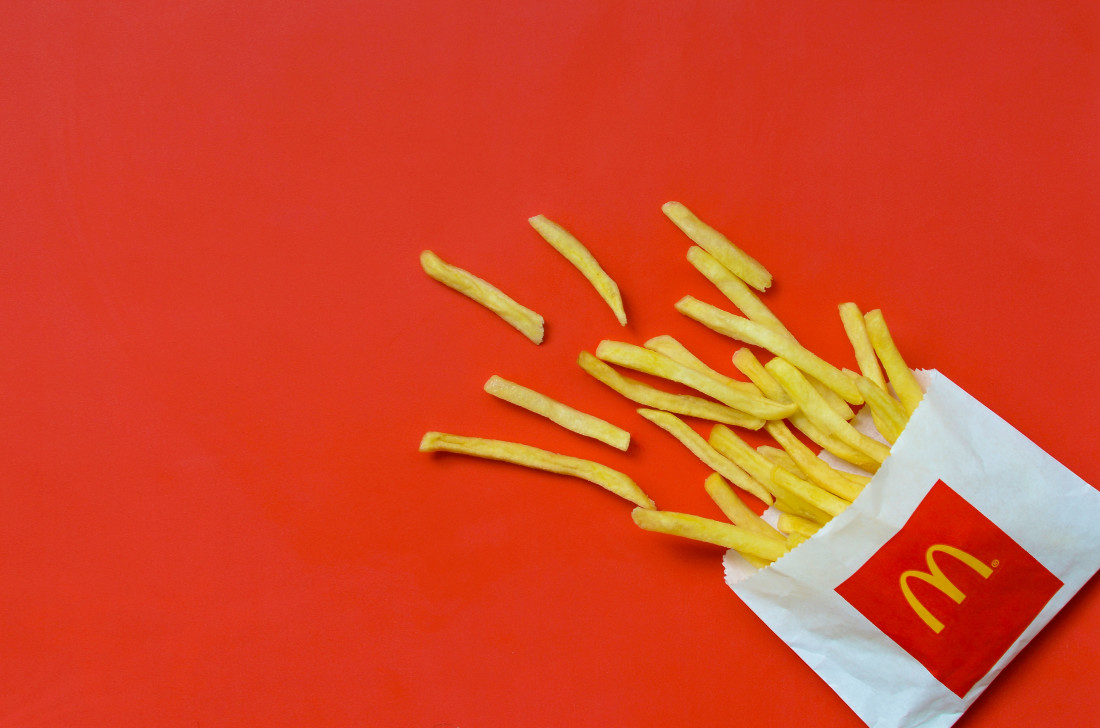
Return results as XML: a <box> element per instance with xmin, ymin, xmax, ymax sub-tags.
<box><xmin>484</xmin><ymin>375</ymin><xmax>630</xmax><ymax>451</ymax></box>
<box><xmin>420</xmin><ymin>250</ymin><xmax>545</xmax><ymax>344</ymax></box>
<box><xmin>676</xmin><ymin>296</ymin><xmax>862</xmax><ymax>405</ymax></box>
<box><xmin>529</xmin><ymin>214</ymin><xmax>627</xmax><ymax>325</ymax></box>
<box><xmin>839</xmin><ymin>302</ymin><xmax>886</xmax><ymax>389</ymax></box>
<box><xmin>419</xmin><ymin>432</ymin><xmax>654</xmax><ymax>509</ymax></box>
<box><xmin>637</xmin><ymin>408</ymin><xmax>773</xmax><ymax>505</ymax></box>
<box><xmin>661</xmin><ymin>202</ymin><xmax>773</xmax><ymax>291</ymax></box>
<box><xmin>643</xmin><ymin>334</ymin><xmax>761</xmax><ymax>397</ymax></box>
<box><xmin>864</xmin><ymin>309</ymin><xmax>924</xmax><ymax>416</ymax></box>
<box><xmin>632</xmin><ymin>508</ymin><xmax>789</xmax><ymax>562</ymax></box>
<box><xmin>686</xmin><ymin>246</ymin><xmax>791</xmax><ymax>336</ymax></box>
<box><xmin>853</xmin><ymin>374</ymin><xmax>909</xmax><ymax>445</ymax></box>
<box><xmin>577</xmin><ymin>352</ymin><xmax>765</xmax><ymax>429</ymax></box>
<box><xmin>596</xmin><ymin>340</ymin><xmax>796</xmax><ymax>420</ymax></box>
<box><xmin>764</xmin><ymin>420</ymin><xmax>864</xmax><ymax>501</ymax></box>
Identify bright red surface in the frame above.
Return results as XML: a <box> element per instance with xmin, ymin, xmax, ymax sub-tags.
<box><xmin>3</xmin><ymin>3</ymin><xmax>1098</xmax><ymax>726</ymax></box>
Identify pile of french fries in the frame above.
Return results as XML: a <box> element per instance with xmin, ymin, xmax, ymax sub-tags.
<box><xmin>420</xmin><ymin>203</ymin><xmax>922</xmax><ymax>569</ymax></box>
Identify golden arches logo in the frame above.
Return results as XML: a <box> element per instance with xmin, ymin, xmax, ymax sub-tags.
<box><xmin>899</xmin><ymin>544</ymin><xmax>994</xmax><ymax>634</ymax></box>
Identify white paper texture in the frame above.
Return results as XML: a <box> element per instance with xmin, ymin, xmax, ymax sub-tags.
<box><xmin>724</xmin><ymin>370</ymin><xmax>1100</xmax><ymax>728</ymax></box>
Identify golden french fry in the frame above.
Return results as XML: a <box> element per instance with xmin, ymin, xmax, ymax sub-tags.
<box><xmin>644</xmin><ymin>334</ymin><xmax>761</xmax><ymax>397</ymax></box>
<box><xmin>676</xmin><ymin>296</ymin><xmax>862</xmax><ymax>405</ymax></box>
<box><xmin>577</xmin><ymin>352</ymin><xmax>765</xmax><ymax>429</ymax></box>
<box><xmin>764</xmin><ymin>420</ymin><xmax>864</xmax><ymax>501</ymax></box>
<box><xmin>732</xmin><ymin>348</ymin><xmax>880</xmax><ymax>472</ymax></box>
<box><xmin>708</xmin><ymin>424</ymin><xmax>782</xmax><ymax>494</ymax></box>
<box><xmin>484</xmin><ymin>375</ymin><xmax>630</xmax><ymax>451</ymax></box>
<box><xmin>777</xmin><ymin>513</ymin><xmax>822</xmax><ymax>538</ymax></box>
<box><xmin>810</xmin><ymin>375</ymin><xmax>855</xmax><ymax>421</ymax></box>
<box><xmin>637</xmin><ymin>408</ymin><xmax>773</xmax><ymax>505</ymax></box>
<box><xmin>529</xmin><ymin>214</ymin><xmax>627</xmax><ymax>326</ymax></box>
<box><xmin>661</xmin><ymin>202</ymin><xmax>772</xmax><ymax>291</ymax></box>
<box><xmin>632</xmin><ymin>508</ymin><xmax>789</xmax><ymax>562</ymax></box>
<box><xmin>685</xmin><ymin>246</ymin><xmax>791</xmax><ymax>337</ymax></box>
<box><xmin>755</xmin><ymin>445</ymin><xmax>807</xmax><ymax>479</ymax></box>
<box><xmin>703</xmin><ymin>473</ymin><xmax>786</xmax><ymax>569</ymax></box>
<box><xmin>839</xmin><ymin>302</ymin><xmax>886</xmax><ymax>389</ymax></box>
<box><xmin>596</xmin><ymin>340</ymin><xmax>796</xmax><ymax>420</ymax></box>
<box><xmin>864</xmin><ymin>308</ymin><xmax>924</xmax><ymax>416</ymax></box>
<box><xmin>771</xmin><ymin>466</ymin><xmax>849</xmax><ymax>519</ymax></box>
<box><xmin>419</xmin><ymin>432</ymin><xmax>654</xmax><ymax>509</ymax></box>
<box><xmin>420</xmin><ymin>250</ymin><xmax>545</xmax><ymax>344</ymax></box>
<box><xmin>774</xmin><ymin>497</ymin><xmax>830</xmax><ymax>525</ymax></box>
<box><xmin>854</xmin><ymin>374</ymin><xmax>909</xmax><ymax>445</ymax></box>
<box><xmin>765</xmin><ymin>357</ymin><xmax>891</xmax><ymax>465</ymax></box>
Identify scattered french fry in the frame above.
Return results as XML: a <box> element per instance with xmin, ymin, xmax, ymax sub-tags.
<box><xmin>765</xmin><ymin>357</ymin><xmax>891</xmax><ymax>465</ymax></box>
<box><xmin>419</xmin><ymin>431</ymin><xmax>654</xmax><ymax>509</ymax></box>
<box><xmin>865</xmin><ymin>309</ymin><xmax>924</xmax><ymax>416</ymax></box>
<box><xmin>676</xmin><ymin>296</ymin><xmax>863</xmax><ymax>405</ymax></box>
<box><xmin>637</xmin><ymin>408</ymin><xmax>773</xmax><ymax>505</ymax></box>
<box><xmin>529</xmin><ymin>214</ymin><xmax>627</xmax><ymax>326</ymax></box>
<box><xmin>839</xmin><ymin>302</ymin><xmax>886</xmax><ymax>389</ymax></box>
<box><xmin>632</xmin><ymin>508</ymin><xmax>789</xmax><ymax>562</ymax></box>
<box><xmin>484</xmin><ymin>375</ymin><xmax>630</xmax><ymax>451</ymax></box>
<box><xmin>596</xmin><ymin>340</ymin><xmax>796</xmax><ymax>420</ymax></box>
<box><xmin>578</xmin><ymin>352</ymin><xmax>765</xmax><ymax>429</ymax></box>
<box><xmin>420</xmin><ymin>250</ymin><xmax>545</xmax><ymax>344</ymax></box>
<box><xmin>643</xmin><ymin>334</ymin><xmax>761</xmax><ymax>397</ymax></box>
<box><xmin>662</xmin><ymin>202</ymin><xmax>773</xmax><ymax>291</ymax></box>
<box><xmin>686</xmin><ymin>246</ymin><xmax>791</xmax><ymax>337</ymax></box>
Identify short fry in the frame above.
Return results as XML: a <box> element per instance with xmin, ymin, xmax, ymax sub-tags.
<box><xmin>662</xmin><ymin>202</ymin><xmax>772</xmax><ymax>291</ymax></box>
<box><xmin>864</xmin><ymin>309</ymin><xmax>924</xmax><ymax>416</ymax></box>
<box><xmin>676</xmin><ymin>296</ymin><xmax>862</xmax><ymax>405</ymax></box>
<box><xmin>419</xmin><ymin>432</ymin><xmax>654</xmax><ymax>509</ymax></box>
<box><xmin>420</xmin><ymin>250</ymin><xmax>545</xmax><ymax>344</ymax></box>
<box><xmin>529</xmin><ymin>214</ymin><xmax>627</xmax><ymax>326</ymax></box>
<box><xmin>578</xmin><ymin>352</ymin><xmax>765</xmax><ymax>429</ymax></box>
<box><xmin>484</xmin><ymin>375</ymin><xmax>630</xmax><ymax>451</ymax></box>
<box><xmin>637</xmin><ymin>408</ymin><xmax>773</xmax><ymax>505</ymax></box>
<box><xmin>632</xmin><ymin>508</ymin><xmax>789</xmax><ymax>562</ymax></box>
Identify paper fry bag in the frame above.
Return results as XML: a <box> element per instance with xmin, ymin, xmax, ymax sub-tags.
<box><xmin>724</xmin><ymin>370</ymin><xmax>1100</xmax><ymax>728</ymax></box>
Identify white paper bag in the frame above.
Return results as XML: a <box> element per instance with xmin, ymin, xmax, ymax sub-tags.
<box><xmin>724</xmin><ymin>370</ymin><xmax>1100</xmax><ymax>728</ymax></box>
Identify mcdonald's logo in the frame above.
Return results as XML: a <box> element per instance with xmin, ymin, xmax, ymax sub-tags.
<box><xmin>837</xmin><ymin>480</ymin><xmax>1062</xmax><ymax>698</ymax></box>
<box><xmin>900</xmin><ymin>544</ymin><xmax>994</xmax><ymax>634</ymax></box>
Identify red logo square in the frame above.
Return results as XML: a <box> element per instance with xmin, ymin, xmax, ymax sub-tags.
<box><xmin>836</xmin><ymin>480</ymin><xmax>1062</xmax><ymax>698</ymax></box>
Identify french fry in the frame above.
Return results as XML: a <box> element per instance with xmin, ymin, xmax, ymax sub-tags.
<box><xmin>529</xmin><ymin>214</ymin><xmax>627</xmax><ymax>326</ymax></box>
<box><xmin>704</xmin><ymin>473</ymin><xmax>786</xmax><ymax>568</ymax></box>
<box><xmin>685</xmin><ymin>246</ymin><xmax>791</xmax><ymax>337</ymax></box>
<box><xmin>637</xmin><ymin>408</ymin><xmax>773</xmax><ymax>505</ymax></box>
<box><xmin>632</xmin><ymin>508</ymin><xmax>789</xmax><ymax>562</ymax></box>
<box><xmin>755</xmin><ymin>445</ymin><xmax>807</xmax><ymax>479</ymax></box>
<box><xmin>777</xmin><ymin>513</ymin><xmax>822</xmax><ymax>538</ymax></box>
<box><xmin>661</xmin><ymin>202</ymin><xmax>773</xmax><ymax>291</ymax></box>
<box><xmin>595</xmin><ymin>340</ymin><xmax>796</xmax><ymax>420</ymax></box>
<box><xmin>578</xmin><ymin>352</ymin><xmax>765</xmax><ymax>429</ymax></box>
<box><xmin>420</xmin><ymin>250</ymin><xmax>545</xmax><ymax>344</ymax></box>
<box><xmin>771</xmin><ymin>466</ymin><xmax>850</xmax><ymax>519</ymax></box>
<box><xmin>708</xmin><ymin>424</ymin><xmax>782</xmax><ymax>494</ymax></box>
<box><xmin>643</xmin><ymin>334</ymin><xmax>761</xmax><ymax>397</ymax></box>
<box><xmin>732</xmin><ymin>348</ymin><xmax>881</xmax><ymax>472</ymax></box>
<box><xmin>839</xmin><ymin>302</ymin><xmax>886</xmax><ymax>389</ymax></box>
<box><xmin>764</xmin><ymin>420</ymin><xmax>864</xmax><ymax>501</ymax></box>
<box><xmin>864</xmin><ymin>309</ymin><xmax>924</xmax><ymax>416</ymax></box>
<box><xmin>810</xmin><ymin>375</ymin><xmax>855</xmax><ymax>421</ymax></box>
<box><xmin>785</xmin><ymin>532</ymin><xmax>810</xmax><ymax>549</ymax></box>
<box><xmin>853</xmin><ymin>374</ymin><xmax>909</xmax><ymax>445</ymax></box>
<box><xmin>676</xmin><ymin>296</ymin><xmax>862</xmax><ymax>405</ymax></box>
<box><xmin>765</xmin><ymin>357</ymin><xmax>891</xmax><ymax>465</ymax></box>
<box><xmin>774</xmin><ymin>497</ymin><xmax>830</xmax><ymax>526</ymax></box>
<box><xmin>484</xmin><ymin>375</ymin><xmax>630</xmax><ymax>451</ymax></box>
<box><xmin>419</xmin><ymin>431</ymin><xmax>654</xmax><ymax>509</ymax></box>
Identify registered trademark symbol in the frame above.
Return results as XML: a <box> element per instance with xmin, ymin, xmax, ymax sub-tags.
<box><xmin>991</xmin><ymin>559</ymin><xmax>1000</xmax><ymax>568</ymax></box>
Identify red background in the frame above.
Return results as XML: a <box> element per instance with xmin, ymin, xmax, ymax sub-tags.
<box><xmin>4</xmin><ymin>2</ymin><xmax>1098</xmax><ymax>726</ymax></box>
